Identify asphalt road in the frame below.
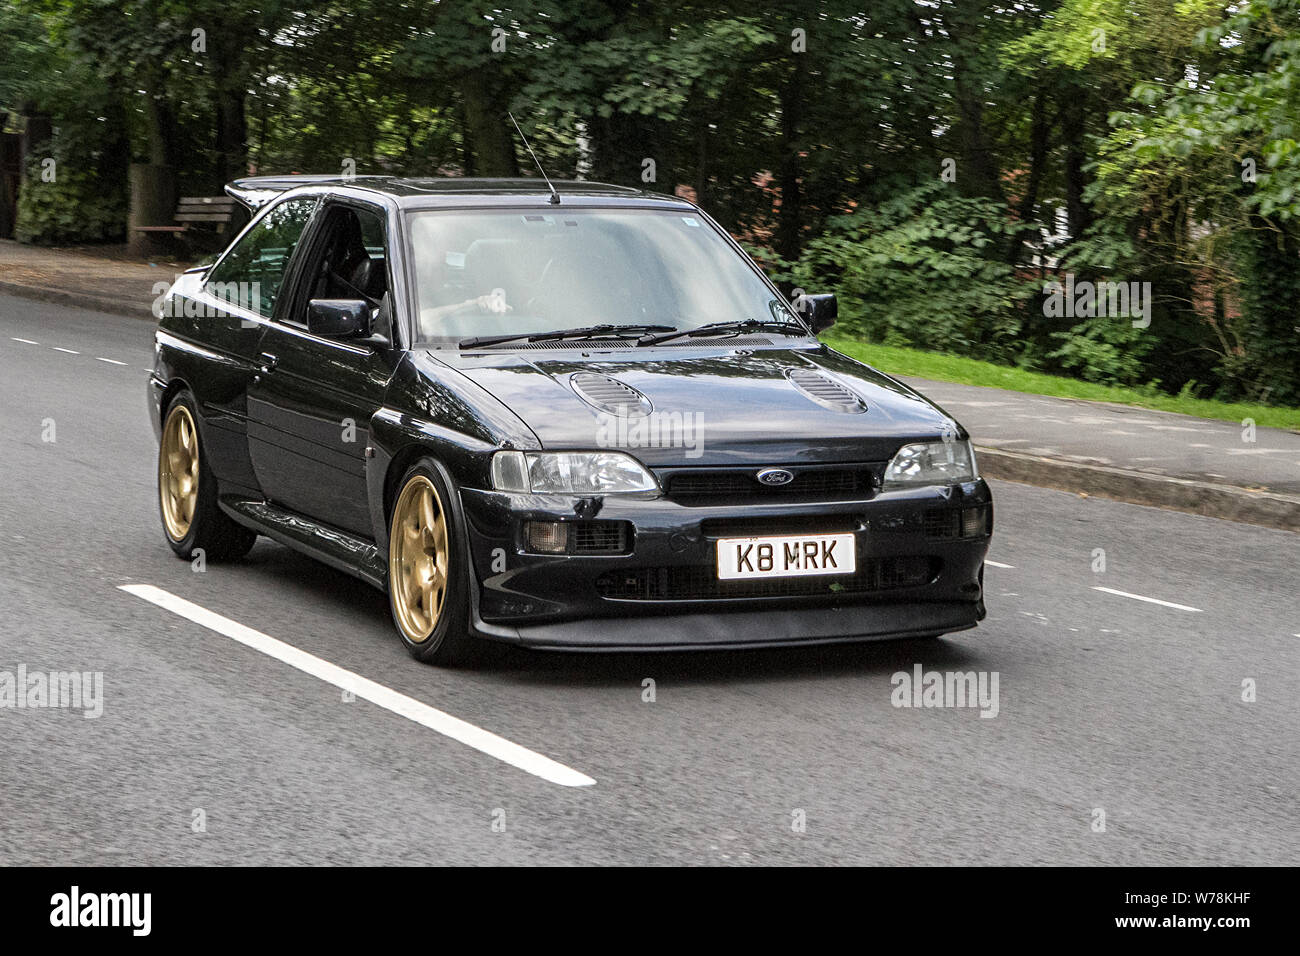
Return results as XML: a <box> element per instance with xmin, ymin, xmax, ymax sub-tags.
<box><xmin>1</xmin><ymin>291</ymin><xmax>1296</xmax><ymax>865</ymax></box>
<box><xmin>903</xmin><ymin>377</ymin><xmax>1300</xmax><ymax>494</ymax></box>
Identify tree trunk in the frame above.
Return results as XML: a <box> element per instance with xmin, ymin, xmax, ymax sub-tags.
<box><xmin>127</xmin><ymin>163</ymin><xmax>177</xmax><ymax>256</ymax></box>
<box><xmin>1007</xmin><ymin>88</ymin><xmax>1050</xmax><ymax>264</ymax></box>
<box><xmin>775</xmin><ymin>64</ymin><xmax>804</xmax><ymax>264</ymax></box>
<box><xmin>213</xmin><ymin>79</ymin><xmax>248</xmax><ymax>187</ymax></box>
<box><xmin>461</xmin><ymin>72</ymin><xmax>518</xmax><ymax>177</ymax></box>
<box><xmin>588</xmin><ymin>112</ymin><xmax>661</xmax><ymax>188</ymax></box>
<box><xmin>946</xmin><ymin>9</ymin><xmax>1004</xmax><ymax>203</ymax></box>
<box><xmin>1061</xmin><ymin>89</ymin><xmax>1092</xmax><ymax>240</ymax></box>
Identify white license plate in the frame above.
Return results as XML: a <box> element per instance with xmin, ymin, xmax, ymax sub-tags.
<box><xmin>716</xmin><ymin>533</ymin><xmax>856</xmax><ymax>580</ymax></box>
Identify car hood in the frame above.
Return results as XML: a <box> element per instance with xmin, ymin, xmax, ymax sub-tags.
<box><xmin>432</xmin><ymin>343</ymin><xmax>962</xmax><ymax>466</ymax></box>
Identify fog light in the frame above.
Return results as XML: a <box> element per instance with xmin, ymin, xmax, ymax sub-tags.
<box><xmin>525</xmin><ymin>521</ymin><xmax>569</xmax><ymax>554</ymax></box>
<box><xmin>961</xmin><ymin>506</ymin><xmax>988</xmax><ymax>538</ymax></box>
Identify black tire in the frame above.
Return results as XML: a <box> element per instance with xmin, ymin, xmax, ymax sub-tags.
<box><xmin>157</xmin><ymin>391</ymin><xmax>257</xmax><ymax>562</ymax></box>
<box><xmin>386</xmin><ymin>458</ymin><xmax>477</xmax><ymax>666</ymax></box>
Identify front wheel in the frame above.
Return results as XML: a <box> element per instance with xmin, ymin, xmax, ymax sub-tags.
<box><xmin>157</xmin><ymin>392</ymin><xmax>256</xmax><ymax>561</ymax></box>
<box><xmin>387</xmin><ymin>460</ymin><xmax>475</xmax><ymax>665</ymax></box>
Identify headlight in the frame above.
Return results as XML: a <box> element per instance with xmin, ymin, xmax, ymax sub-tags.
<box><xmin>883</xmin><ymin>439</ymin><xmax>977</xmax><ymax>489</ymax></box>
<box><xmin>490</xmin><ymin>451</ymin><xmax>658</xmax><ymax>494</ymax></box>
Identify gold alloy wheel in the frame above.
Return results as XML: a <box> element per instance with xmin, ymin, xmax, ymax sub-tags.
<box><xmin>159</xmin><ymin>403</ymin><xmax>200</xmax><ymax>541</ymax></box>
<box><xmin>389</xmin><ymin>475</ymin><xmax>450</xmax><ymax>643</ymax></box>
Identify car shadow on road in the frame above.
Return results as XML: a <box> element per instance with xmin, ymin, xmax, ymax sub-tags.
<box><xmin>491</xmin><ymin>633</ymin><xmax>990</xmax><ymax>690</ymax></box>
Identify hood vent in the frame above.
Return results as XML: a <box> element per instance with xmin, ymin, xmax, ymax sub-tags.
<box><xmin>786</xmin><ymin>368</ymin><xmax>867</xmax><ymax>413</ymax></box>
<box><xmin>570</xmin><ymin>372</ymin><xmax>653</xmax><ymax>417</ymax></box>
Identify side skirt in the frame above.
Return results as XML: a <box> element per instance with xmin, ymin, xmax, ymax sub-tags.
<box><xmin>220</xmin><ymin>498</ymin><xmax>388</xmax><ymax>591</ymax></box>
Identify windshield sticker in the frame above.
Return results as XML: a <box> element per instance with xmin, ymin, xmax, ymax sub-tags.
<box><xmin>681</xmin><ymin>216</ymin><xmax>701</xmax><ymax>227</ymax></box>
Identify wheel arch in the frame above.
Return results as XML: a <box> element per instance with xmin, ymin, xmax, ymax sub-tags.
<box><xmin>366</xmin><ymin>407</ymin><xmax>499</xmax><ymax>552</ymax></box>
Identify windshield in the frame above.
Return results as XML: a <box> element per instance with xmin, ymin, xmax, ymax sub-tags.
<box><xmin>407</xmin><ymin>207</ymin><xmax>801</xmax><ymax>344</ymax></box>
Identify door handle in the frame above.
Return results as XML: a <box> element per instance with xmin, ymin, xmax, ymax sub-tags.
<box><xmin>259</xmin><ymin>352</ymin><xmax>278</xmax><ymax>374</ymax></box>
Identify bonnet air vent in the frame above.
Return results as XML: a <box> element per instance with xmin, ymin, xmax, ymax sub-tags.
<box><xmin>570</xmin><ymin>372</ymin><xmax>652</xmax><ymax>417</ymax></box>
<box><xmin>786</xmin><ymin>368</ymin><xmax>867</xmax><ymax>413</ymax></box>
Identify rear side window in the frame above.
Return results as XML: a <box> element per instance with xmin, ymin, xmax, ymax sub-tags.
<box><xmin>206</xmin><ymin>197</ymin><xmax>318</xmax><ymax>316</ymax></box>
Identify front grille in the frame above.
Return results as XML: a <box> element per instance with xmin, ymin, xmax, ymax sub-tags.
<box><xmin>595</xmin><ymin>556</ymin><xmax>938</xmax><ymax>601</ymax></box>
<box><xmin>572</xmin><ymin>521</ymin><xmax>631</xmax><ymax>554</ymax></box>
<box><xmin>665</xmin><ymin>466</ymin><xmax>878</xmax><ymax>504</ymax></box>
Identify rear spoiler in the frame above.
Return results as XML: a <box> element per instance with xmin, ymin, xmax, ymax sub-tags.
<box><xmin>224</xmin><ymin>174</ymin><xmax>378</xmax><ymax>212</ymax></box>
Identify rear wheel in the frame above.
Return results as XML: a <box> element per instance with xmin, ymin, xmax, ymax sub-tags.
<box><xmin>157</xmin><ymin>392</ymin><xmax>256</xmax><ymax>561</ymax></box>
<box><xmin>387</xmin><ymin>460</ymin><xmax>475</xmax><ymax>665</ymax></box>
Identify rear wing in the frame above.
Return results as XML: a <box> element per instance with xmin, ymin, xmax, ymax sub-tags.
<box><xmin>224</xmin><ymin>174</ymin><xmax>377</xmax><ymax>212</ymax></box>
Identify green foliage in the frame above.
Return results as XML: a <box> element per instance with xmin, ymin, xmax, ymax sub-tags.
<box><xmin>2</xmin><ymin>0</ymin><xmax>1299</xmax><ymax>409</ymax></box>
<box><xmin>1047</xmin><ymin>314</ymin><xmax>1156</xmax><ymax>386</ymax></box>
<box><xmin>794</xmin><ymin>184</ymin><xmax>1036</xmax><ymax>363</ymax></box>
<box><xmin>15</xmin><ymin>163</ymin><xmax>126</xmax><ymax>245</ymax></box>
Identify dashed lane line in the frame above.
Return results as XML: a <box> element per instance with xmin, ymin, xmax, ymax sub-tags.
<box><xmin>118</xmin><ymin>584</ymin><xmax>596</xmax><ymax>788</ymax></box>
<box><xmin>8</xmin><ymin>335</ymin><xmax>137</xmax><ymax>368</ymax></box>
<box><xmin>1092</xmin><ymin>586</ymin><xmax>1202</xmax><ymax>613</ymax></box>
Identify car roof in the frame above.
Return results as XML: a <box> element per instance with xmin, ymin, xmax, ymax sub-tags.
<box><xmin>226</xmin><ymin>175</ymin><xmax>696</xmax><ymax>212</ymax></box>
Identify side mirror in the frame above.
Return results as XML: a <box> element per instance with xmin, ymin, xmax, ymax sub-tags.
<box><xmin>803</xmin><ymin>293</ymin><xmax>837</xmax><ymax>334</ymax></box>
<box><xmin>307</xmin><ymin>299</ymin><xmax>372</xmax><ymax>338</ymax></box>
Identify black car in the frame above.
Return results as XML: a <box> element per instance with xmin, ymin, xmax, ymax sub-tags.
<box><xmin>148</xmin><ymin>175</ymin><xmax>992</xmax><ymax>664</ymax></box>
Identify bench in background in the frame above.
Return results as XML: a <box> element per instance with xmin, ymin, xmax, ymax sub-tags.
<box><xmin>133</xmin><ymin>196</ymin><xmax>239</xmax><ymax>238</ymax></box>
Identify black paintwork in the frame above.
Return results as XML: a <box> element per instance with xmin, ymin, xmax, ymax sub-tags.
<box><xmin>148</xmin><ymin>177</ymin><xmax>992</xmax><ymax>649</ymax></box>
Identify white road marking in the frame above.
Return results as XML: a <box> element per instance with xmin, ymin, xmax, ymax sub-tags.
<box><xmin>95</xmin><ymin>357</ymin><xmax>128</xmax><ymax>366</ymax></box>
<box><xmin>1092</xmin><ymin>586</ymin><xmax>1202</xmax><ymax>613</ymax></box>
<box><xmin>118</xmin><ymin>584</ymin><xmax>596</xmax><ymax>788</ymax></box>
<box><xmin>984</xmin><ymin>559</ymin><xmax>1015</xmax><ymax>569</ymax></box>
<box><xmin>52</xmin><ymin>347</ymin><xmax>80</xmax><ymax>354</ymax></box>
<box><xmin>10</xmin><ymin>337</ymin><xmax>39</xmax><ymax>345</ymax></box>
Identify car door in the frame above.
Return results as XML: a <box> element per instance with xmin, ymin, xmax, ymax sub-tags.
<box><xmin>245</xmin><ymin>197</ymin><xmax>401</xmax><ymax>539</ymax></box>
<box><xmin>170</xmin><ymin>194</ymin><xmax>320</xmax><ymax>494</ymax></box>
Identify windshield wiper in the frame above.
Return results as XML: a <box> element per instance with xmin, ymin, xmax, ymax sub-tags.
<box><xmin>460</xmin><ymin>324</ymin><xmax>675</xmax><ymax>349</ymax></box>
<box><xmin>637</xmin><ymin>318</ymin><xmax>810</xmax><ymax>346</ymax></box>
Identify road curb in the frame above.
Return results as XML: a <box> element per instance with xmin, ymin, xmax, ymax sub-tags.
<box><xmin>976</xmin><ymin>446</ymin><xmax>1300</xmax><ymax>533</ymax></box>
<box><xmin>0</xmin><ymin>277</ymin><xmax>155</xmax><ymax>321</ymax></box>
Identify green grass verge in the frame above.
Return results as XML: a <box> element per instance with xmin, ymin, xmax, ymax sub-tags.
<box><xmin>825</xmin><ymin>335</ymin><xmax>1300</xmax><ymax>432</ymax></box>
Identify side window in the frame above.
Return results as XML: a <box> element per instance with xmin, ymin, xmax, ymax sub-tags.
<box><xmin>296</xmin><ymin>202</ymin><xmax>390</xmax><ymax>325</ymax></box>
<box><xmin>206</xmin><ymin>197</ymin><xmax>318</xmax><ymax>316</ymax></box>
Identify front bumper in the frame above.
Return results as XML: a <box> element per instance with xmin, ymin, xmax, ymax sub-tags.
<box><xmin>459</xmin><ymin>478</ymin><xmax>992</xmax><ymax>649</ymax></box>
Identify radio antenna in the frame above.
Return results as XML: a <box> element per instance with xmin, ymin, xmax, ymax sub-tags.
<box><xmin>509</xmin><ymin>111</ymin><xmax>561</xmax><ymax>205</ymax></box>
